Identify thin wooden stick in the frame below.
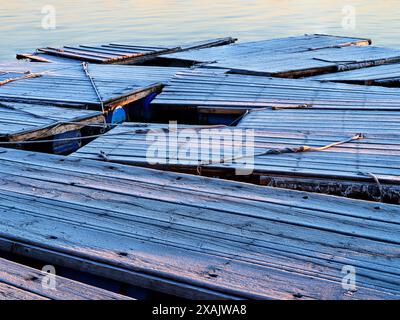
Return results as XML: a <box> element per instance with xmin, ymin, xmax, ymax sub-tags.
<box><xmin>0</xmin><ymin>73</ymin><xmax>44</xmax><ymax>86</ymax></box>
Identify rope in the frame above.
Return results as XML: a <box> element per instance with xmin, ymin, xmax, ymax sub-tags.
<box><xmin>228</xmin><ymin>109</ymin><xmax>249</xmax><ymax>126</ymax></box>
<box><xmin>82</xmin><ymin>62</ymin><xmax>105</xmax><ymax>112</ymax></box>
<box><xmin>359</xmin><ymin>172</ymin><xmax>383</xmax><ymax>202</ymax></box>
<box><xmin>252</xmin><ymin>133</ymin><xmax>364</xmax><ymax>156</ymax></box>
<box><xmin>196</xmin><ymin>133</ymin><xmax>364</xmax><ymax>174</ymax></box>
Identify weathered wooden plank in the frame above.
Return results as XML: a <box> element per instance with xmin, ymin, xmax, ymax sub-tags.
<box><xmin>180</xmin><ymin>37</ymin><xmax>238</xmax><ymax>50</ymax></box>
<box><xmin>0</xmin><ymin>282</ymin><xmax>48</xmax><ymax>300</ymax></box>
<box><xmin>0</xmin><ymin>257</ymin><xmax>132</xmax><ymax>300</ymax></box>
<box><xmin>0</xmin><ymin>148</ymin><xmax>398</xmax><ymax>299</ymax></box>
<box><xmin>308</xmin><ymin>62</ymin><xmax>400</xmax><ymax>87</ymax></box>
<box><xmin>72</xmin><ymin>123</ymin><xmax>400</xmax><ymax>203</ymax></box>
<box><xmin>236</xmin><ymin>108</ymin><xmax>400</xmax><ymax>135</ymax></box>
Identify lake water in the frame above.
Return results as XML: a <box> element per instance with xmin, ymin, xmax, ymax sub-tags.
<box><xmin>1</xmin><ymin>1</ymin><xmax>399</xmax><ymax>60</ymax></box>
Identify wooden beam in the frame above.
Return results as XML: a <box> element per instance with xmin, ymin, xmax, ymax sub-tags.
<box><xmin>0</xmin><ymin>257</ymin><xmax>132</xmax><ymax>300</ymax></box>
<box><xmin>16</xmin><ymin>54</ymin><xmax>53</xmax><ymax>63</ymax></box>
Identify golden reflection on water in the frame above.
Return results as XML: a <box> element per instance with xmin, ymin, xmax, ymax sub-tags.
<box><xmin>1</xmin><ymin>0</ymin><xmax>399</xmax><ymax>59</ymax></box>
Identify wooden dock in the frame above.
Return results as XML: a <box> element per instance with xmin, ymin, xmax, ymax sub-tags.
<box><xmin>0</xmin><ymin>101</ymin><xmax>104</xmax><ymax>143</ymax></box>
<box><xmin>0</xmin><ymin>147</ymin><xmax>398</xmax><ymax>299</ymax></box>
<box><xmin>0</xmin><ymin>257</ymin><xmax>132</xmax><ymax>300</ymax></box>
<box><xmin>17</xmin><ymin>38</ymin><xmax>236</xmax><ymax>64</ymax></box>
<box><xmin>308</xmin><ymin>62</ymin><xmax>400</xmax><ymax>87</ymax></box>
<box><xmin>158</xmin><ymin>34</ymin><xmax>400</xmax><ymax>77</ymax></box>
<box><xmin>151</xmin><ymin>69</ymin><xmax>400</xmax><ymax>117</ymax></box>
<box><xmin>72</xmin><ymin>123</ymin><xmax>400</xmax><ymax>203</ymax></box>
<box><xmin>3</xmin><ymin>33</ymin><xmax>400</xmax><ymax>300</ymax></box>
<box><xmin>0</xmin><ymin>62</ymin><xmax>183</xmax><ymax>110</ymax></box>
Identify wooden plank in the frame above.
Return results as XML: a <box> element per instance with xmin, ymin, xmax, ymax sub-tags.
<box><xmin>0</xmin><ymin>257</ymin><xmax>132</xmax><ymax>300</ymax></box>
<box><xmin>236</xmin><ymin>108</ymin><xmax>400</xmax><ymax>134</ymax></box>
<box><xmin>15</xmin><ymin>54</ymin><xmax>52</xmax><ymax>63</ymax></box>
<box><xmin>0</xmin><ymin>147</ymin><xmax>398</xmax><ymax>299</ymax></box>
<box><xmin>105</xmin><ymin>85</ymin><xmax>162</xmax><ymax>110</ymax></box>
<box><xmin>0</xmin><ymin>282</ymin><xmax>48</xmax><ymax>300</ymax></box>
<box><xmin>308</xmin><ymin>62</ymin><xmax>400</xmax><ymax>87</ymax></box>
<box><xmin>180</xmin><ymin>37</ymin><xmax>237</xmax><ymax>50</ymax></box>
<box><xmin>37</xmin><ymin>48</ymin><xmax>108</xmax><ymax>63</ymax></box>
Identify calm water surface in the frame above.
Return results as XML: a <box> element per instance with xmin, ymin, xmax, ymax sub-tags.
<box><xmin>1</xmin><ymin>1</ymin><xmax>399</xmax><ymax>60</ymax></box>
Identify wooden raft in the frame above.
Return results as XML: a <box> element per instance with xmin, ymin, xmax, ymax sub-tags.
<box><xmin>0</xmin><ymin>101</ymin><xmax>104</xmax><ymax>142</ymax></box>
<box><xmin>308</xmin><ymin>62</ymin><xmax>400</xmax><ymax>87</ymax></box>
<box><xmin>0</xmin><ymin>147</ymin><xmax>399</xmax><ymax>299</ymax></box>
<box><xmin>17</xmin><ymin>38</ymin><xmax>236</xmax><ymax>64</ymax></box>
<box><xmin>0</xmin><ymin>62</ymin><xmax>183</xmax><ymax>110</ymax></box>
<box><xmin>72</xmin><ymin>123</ymin><xmax>400</xmax><ymax>203</ymax></box>
<box><xmin>158</xmin><ymin>34</ymin><xmax>400</xmax><ymax>77</ymax></box>
<box><xmin>0</xmin><ymin>257</ymin><xmax>132</xmax><ymax>300</ymax></box>
<box><xmin>152</xmin><ymin>69</ymin><xmax>400</xmax><ymax>115</ymax></box>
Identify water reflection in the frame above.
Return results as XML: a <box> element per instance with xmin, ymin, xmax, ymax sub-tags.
<box><xmin>1</xmin><ymin>0</ymin><xmax>399</xmax><ymax>59</ymax></box>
